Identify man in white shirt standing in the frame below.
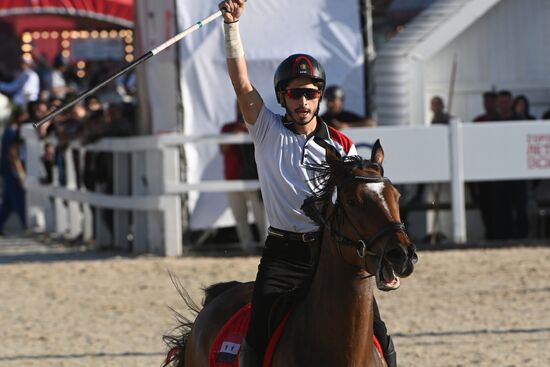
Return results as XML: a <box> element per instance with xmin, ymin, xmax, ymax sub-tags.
<box><xmin>0</xmin><ymin>56</ymin><xmax>40</xmax><ymax>108</ymax></box>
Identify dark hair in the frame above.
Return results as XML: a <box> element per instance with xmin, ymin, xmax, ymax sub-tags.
<box><xmin>482</xmin><ymin>91</ymin><xmax>497</xmax><ymax>99</ymax></box>
<box><xmin>498</xmin><ymin>90</ymin><xmax>512</xmax><ymax>98</ymax></box>
<box><xmin>10</xmin><ymin>106</ymin><xmax>26</xmax><ymax>121</ymax></box>
<box><xmin>53</xmin><ymin>54</ymin><xmax>68</xmax><ymax>69</ymax></box>
<box><xmin>513</xmin><ymin>94</ymin><xmax>532</xmax><ymax>116</ymax></box>
<box><xmin>84</xmin><ymin>94</ymin><xmax>100</xmax><ymax>107</ymax></box>
<box><xmin>431</xmin><ymin>95</ymin><xmax>444</xmax><ymax>106</ymax></box>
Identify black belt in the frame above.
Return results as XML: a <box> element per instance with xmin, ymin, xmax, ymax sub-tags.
<box><xmin>268</xmin><ymin>226</ymin><xmax>320</xmax><ymax>243</ymax></box>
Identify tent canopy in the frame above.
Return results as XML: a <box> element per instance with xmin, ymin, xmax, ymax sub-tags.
<box><xmin>0</xmin><ymin>0</ymin><xmax>133</xmax><ymax>27</ymax></box>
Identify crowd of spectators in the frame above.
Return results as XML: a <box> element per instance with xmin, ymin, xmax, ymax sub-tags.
<box><xmin>0</xmin><ymin>53</ymin><xmax>135</xmax><ymax>234</ymax></box>
<box><xmin>429</xmin><ymin>91</ymin><xmax>549</xmax><ymax>241</ymax></box>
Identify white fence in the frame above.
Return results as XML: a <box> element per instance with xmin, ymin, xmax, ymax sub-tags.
<box><xmin>21</xmin><ymin>120</ymin><xmax>550</xmax><ymax>255</ymax></box>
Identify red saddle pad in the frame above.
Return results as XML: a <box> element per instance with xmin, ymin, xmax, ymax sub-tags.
<box><xmin>208</xmin><ymin>303</ymin><xmax>383</xmax><ymax>367</ymax></box>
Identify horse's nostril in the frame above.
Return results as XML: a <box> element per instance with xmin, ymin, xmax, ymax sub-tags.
<box><xmin>408</xmin><ymin>244</ymin><xmax>418</xmax><ymax>264</ymax></box>
<box><xmin>385</xmin><ymin>247</ymin><xmax>406</xmax><ymax>263</ymax></box>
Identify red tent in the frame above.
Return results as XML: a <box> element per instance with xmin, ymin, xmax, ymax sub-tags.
<box><xmin>0</xmin><ymin>0</ymin><xmax>133</xmax><ymax>28</ymax></box>
<box><xmin>0</xmin><ymin>0</ymin><xmax>134</xmax><ymax>64</ymax></box>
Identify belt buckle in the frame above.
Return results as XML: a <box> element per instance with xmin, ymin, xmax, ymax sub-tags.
<box><xmin>301</xmin><ymin>232</ymin><xmax>316</xmax><ymax>243</ymax></box>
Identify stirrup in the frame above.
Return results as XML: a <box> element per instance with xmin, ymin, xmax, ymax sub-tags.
<box><xmin>238</xmin><ymin>339</ymin><xmax>263</xmax><ymax>367</ymax></box>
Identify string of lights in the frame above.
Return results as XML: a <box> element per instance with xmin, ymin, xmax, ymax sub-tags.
<box><xmin>20</xmin><ymin>29</ymin><xmax>134</xmax><ymax>78</ymax></box>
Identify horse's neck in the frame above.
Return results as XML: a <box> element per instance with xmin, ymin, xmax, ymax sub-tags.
<box><xmin>298</xmin><ymin>231</ymin><xmax>376</xmax><ymax>363</ymax></box>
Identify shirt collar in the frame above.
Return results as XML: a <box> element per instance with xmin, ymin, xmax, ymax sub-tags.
<box><xmin>283</xmin><ymin>115</ymin><xmax>330</xmax><ymax>140</ymax></box>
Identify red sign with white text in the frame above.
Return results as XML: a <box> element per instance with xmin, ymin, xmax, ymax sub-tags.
<box><xmin>527</xmin><ymin>134</ymin><xmax>550</xmax><ymax>169</ymax></box>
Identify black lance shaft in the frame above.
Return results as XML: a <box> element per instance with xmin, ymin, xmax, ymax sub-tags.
<box><xmin>33</xmin><ymin>8</ymin><xmax>227</xmax><ymax>129</ymax></box>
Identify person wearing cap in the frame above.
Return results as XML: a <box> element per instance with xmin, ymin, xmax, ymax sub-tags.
<box><xmin>219</xmin><ymin>1</ymin><xmax>396</xmax><ymax>366</ymax></box>
<box><xmin>0</xmin><ymin>56</ymin><xmax>40</xmax><ymax>109</ymax></box>
<box><xmin>321</xmin><ymin>85</ymin><xmax>370</xmax><ymax>130</ymax></box>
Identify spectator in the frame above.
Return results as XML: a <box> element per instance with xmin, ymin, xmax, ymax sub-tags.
<box><xmin>220</xmin><ymin>103</ymin><xmax>266</xmax><ymax>253</ymax></box>
<box><xmin>34</xmin><ymin>52</ymin><xmax>52</xmax><ymax>93</ymax></box>
<box><xmin>101</xmin><ymin>103</ymin><xmax>134</xmax><ymax>137</ymax></box>
<box><xmin>116</xmin><ymin>71</ymin><xmax>137</xmax><ymax>104</ymax></box>
<box><xmin>53</xmin><ymin>104</ymin><xmax>85</xmax><ymax>186</ymax></box>
<box><xmin>320</xmin><ymin>85</ymin><xmax>368</xmax><ymax>129</ymax></box>
<box><xmin>40</xmin><ymin>142</ymin><xmax>55</xmax><ymax>185</ymax></box>
<box><xmin>84</xmin><ymin>94</ymin><xmax>103</xmax><ymax>113</ymax></box>
<box><xmin>430</xmin><ymin>96</ymin><xmax>451</xmax><ymax>124</ymax></box>
<box><xmin>490</xmin><ymin>90</ymin><xmax>528</xmax><ymax>239</ymax></box>
<box><xmin>50</xmin><ymin>54</ymin><xmax>71</xmax><ymax>100</ymax></box>
<box><xmin>28</xmin><ymin>100</ymin><xmax>48</xmax><ymax>124</ymax></box>
<box><xmin>27</xmin><ymin>99</ymin><xmax>56</xmax><ymax>183</ymax></box>
<box><xmin>0</xmin><ymin>107</ymin><xmax>28</xmax><ymax>234</ymax></box>
<box><xmin>49</xmin><ymin>96</ymin><xmax>63</xmax><ymax>109</ymax></box>
<box><xmin>0</xmin><ymin>56</ymin><xmax>40</xmax><ymax>108</ymax></box>
<box><xmin>473</xmin><ymin>91</ymin><xmax>499</xmax><ymax>122</ymax></box>
<box><xmin>497</xmin><ymin>90</ymin><xmax>519</xmax><ymax>121</ymax></box>
<box><xmin>513</xmin><ymin>95</ymin><xmax>535</xmax><ymax>120</ymax></box>
<box><xmin>470</xmin><ymin>91</ymin><xmax>499</xmax><ymax>239</ymax></box>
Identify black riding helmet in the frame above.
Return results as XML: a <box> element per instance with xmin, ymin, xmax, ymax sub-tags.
<box><xmin>274</xmin><ymin>54</ymin><xmax>326</xmax><ymax>105</ymax></box>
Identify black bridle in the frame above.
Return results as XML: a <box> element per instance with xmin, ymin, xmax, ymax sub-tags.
<box><xmin>321</xmin><ymin>175</ymin><xmax>408</xmax><ymax>271</ymax></box>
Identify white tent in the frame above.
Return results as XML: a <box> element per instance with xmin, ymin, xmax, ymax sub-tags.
<box><xmin>174</xmin><ymin>0</ymin><xmax>366</xmax><ymax>229</ymax></box>
<box><xmin>375</xmin><ymin>0</ymin><xmax>550</xmax><ymax>126</ymax></box>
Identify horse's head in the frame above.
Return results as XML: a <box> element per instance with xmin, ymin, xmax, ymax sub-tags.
<box><xmin>303</xmin><ymin>139</ymin><xmax>417</xmax><ymax>291</ymax></box>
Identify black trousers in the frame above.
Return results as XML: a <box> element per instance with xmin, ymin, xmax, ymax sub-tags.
<box><xmin>245</xmin><ymin>235</ymin><xmax>391</xmax><ymax>355</ymax></box>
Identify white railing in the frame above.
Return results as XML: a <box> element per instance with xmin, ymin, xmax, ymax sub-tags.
<box><xmin>21</xmin><ymin>120</ymin><xmax>550</xmax><ymax>255</ymax></box>
<box><xmin>21</xmin><ymin>127</ymin><xmax>264</xmax><ymax>256</ymax></box>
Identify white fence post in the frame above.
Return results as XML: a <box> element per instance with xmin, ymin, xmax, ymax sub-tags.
<box><xmin>131</xmin><ymin>144</ymin><xmax>182</xmax><ymax>256</ymax></box>
<box><xmin>161</xmin><ymin>146</ymin><xmax>182</xmax><ymax>256</ymax></box>
<box><xmin>21</xmin><ymin>125</ymin><xmax>47</xmax><ymax>232</ymax></box>
<box><xmin>79</xmin><ymin>148</ymin><xmax>93</xmax><ymax>242</ymax></box>
<box><xmin>64</xmin><ymin>147</ymin><xmax>82</xmax><ymax>239</ymax></box>
<box><xmin>131</xmin><ymin>150</ymin><xmax>149</xmax><ymax>253</ymax></box>
<box><xmin>450</xmin><ymin>120</ymin><xmax>467</xmax><ymax>243</ymax></box>
<box><xmin>138</xmin><ymin>149</ymin><xmax>163</xmax><ymax>254</ymax></box>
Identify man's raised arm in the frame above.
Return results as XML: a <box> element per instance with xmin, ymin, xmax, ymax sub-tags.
<box><xmin>219</xmin><ymin>0</ymin><xmax>263</xmax><ymax>125</ymax></box>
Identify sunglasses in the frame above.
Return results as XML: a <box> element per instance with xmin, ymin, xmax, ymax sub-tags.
<box><xmin>284</xmin><ymin>88</ymin><xmax>321</xmax><ymax>100</ymax></box>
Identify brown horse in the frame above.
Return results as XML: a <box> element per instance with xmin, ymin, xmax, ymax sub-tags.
<box><xmin>164</xmin><ymin>140</ymin><xmax>417</xmax><ymax>367</ymax></box>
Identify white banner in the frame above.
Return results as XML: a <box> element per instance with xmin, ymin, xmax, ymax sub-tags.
<box><xmin>462</xmin><ymin>121</ymin><xmax>550</xmax><ymax>181</ymax></box>
<box><xmin>176</xmin><ymin>0</ymin><xmax>365</xmax><ymax>229</ymax></box>
<box><xmin>345</xmin><ymin>125</ymin><xmax>451</xmax><ymax>184</ymax></box>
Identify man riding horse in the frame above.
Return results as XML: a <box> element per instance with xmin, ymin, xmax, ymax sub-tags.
<box><xmin>219</xmin><ymin>1</ymin><xmax>397</xmax><ymax>366</ymax></box>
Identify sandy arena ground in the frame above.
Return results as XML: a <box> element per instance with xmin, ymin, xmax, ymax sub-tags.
<box><xmin>0</xmin><ymin>240</ymin><xmax>549</xmax><ymax>367</ymax></box>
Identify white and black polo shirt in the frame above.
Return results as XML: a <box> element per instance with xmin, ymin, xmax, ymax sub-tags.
<box><xmin>247</xmin><ymin>105</ymin><xmax>358</xmax><ymax>233</ymax></box>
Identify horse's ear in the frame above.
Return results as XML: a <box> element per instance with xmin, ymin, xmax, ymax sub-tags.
<box><xmin>314</xmin><ymin>136</ymin><xmax>342</xmax><ymax>162</ymax></box>
<box><xmin>371</xmin><ymin>139</ymin><xmax>384</xmax><ymax>166</ymax></box>
<box><xmin>325</xmin><ymin>146</ymin><xmax>341</xmax><ymax>163</ymax></box>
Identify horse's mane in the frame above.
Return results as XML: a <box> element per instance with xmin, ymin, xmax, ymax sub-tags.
<box><xmin>302</xmin><ymin>155</ymin><xmax>370</xmax><ymax>225</ymax></box>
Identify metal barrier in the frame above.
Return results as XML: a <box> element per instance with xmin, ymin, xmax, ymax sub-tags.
<box><xmin>21</xmin><ymin>120</ymin><xmax>550</xmax><ymax>255</ymax></box>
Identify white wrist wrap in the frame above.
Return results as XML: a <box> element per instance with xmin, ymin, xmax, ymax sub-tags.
<box><xmin>224</xmin><ymin>21</ymin><xmax>244</xmax><ymax>58</ymax></box>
